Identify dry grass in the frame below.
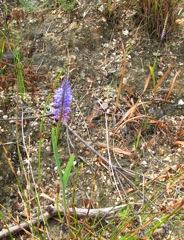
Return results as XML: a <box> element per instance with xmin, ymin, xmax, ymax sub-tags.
<box><xmin>136</xmin><ymin>0</ymin><xmax>181</xmax><ymax>39</ymax></box>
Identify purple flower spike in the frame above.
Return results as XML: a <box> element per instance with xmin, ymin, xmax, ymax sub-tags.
<box><xmin>53</xmin><ymin>78</ymin><xmax>72</xmax><ymax>123</ymax></box>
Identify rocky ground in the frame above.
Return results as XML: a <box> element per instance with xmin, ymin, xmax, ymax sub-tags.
<box><xmin>0</xmin><ymin>1</ymin><xmax>184</xmax><ymax>239</ymax></box>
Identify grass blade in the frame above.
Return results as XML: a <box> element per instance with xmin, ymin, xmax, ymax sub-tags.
<box><xmin>63</xmin><ymin>154</ymin><xmax>75</xmax><ymax>189</ymax></box>
<box><xmin>162</xmin><ymin>70</ymin><xmax>180</xmax><ymax>104</ymax></box>
<box><xmin>51</xmin><ymin>127</ymin><xmax>63</xmax><ymax>180</ymax></box>
<box><xmin>154</xmin><ymin>65</ymin><xmax>172</xmax><ymax>97</ymax></box>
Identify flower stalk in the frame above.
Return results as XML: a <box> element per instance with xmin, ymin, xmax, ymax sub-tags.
<box><xmin>53</xmin><ymin>77</ymin><xmax>72</xmax><ymax>123</ymax></box>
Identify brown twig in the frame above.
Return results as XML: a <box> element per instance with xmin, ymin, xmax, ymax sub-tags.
<box><xmin>154</xmin><ymin>64</ymin><xmax>172</xmax><ymax>97</ymax></box>
<box><xmin>114</xmin><ymin>43</ymin><xmax>127</xmax><ymax>113</ymax></box>
<box><xmin>162</xmin><ymin>70</ymin><xmax>180</xmax><ymax>104</ymax></box>
<box><xmin>0</xmin><ymin>204</ymin><xmax>127</xmax><ymax>239</ymax></box>
<box><xmin>0</xmin><ymin>113</ymin><xmax>53</xmax><ymax>121</ymax></box>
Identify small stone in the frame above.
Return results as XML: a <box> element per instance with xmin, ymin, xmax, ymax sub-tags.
<box><xmin>108</xmin><ymin>67</ymin><xmax>116</xmax><ymax>73</ymax></box>
<box><xmin>163</xmin><ymin>156</ymin><xmax>171</xmax><ymax>162</ymax></box>
<box><xmin>158</xmin><ymin>147</ymin><xmax>165</xmax><ymax>155</ymax></box>
<box><xmin>46</xmin><ymin>146</ymin><xmax>51</xmax><ymax>152</ymax></box>
<box><xmin>69</xmin><ymin>22</ymin><xmax>78</xmax><ymax>31</ymax></box>
<box><xmin>107</xmin><ymin>179</ymin><xmax>111</xmax><ymax>186</ymax></box>
<box><xmin>122</xmin><ymin>29</ymin><xmax>129</xmax><ymax>36</ymax></box>
<box><xmin>141</xmin><ymin>161</ymin><xmax>147</xmax><ymax>166</ymax></box>
<box><xmin>54</xmin><ymin>166</ymin><xmax>57</xmax><ymax>172</ymax></box>
<box><xmin>171</xmin><ymin>165</ymin><xmax>178</xmax><ymax>171</ymax></box>
<box><xmin>98</xmin><ymin>5</ymin><xmax>105</xmax><ymax>13</ymax></box>
<box><xmin>153</xmin><ymin>52</ymin><xmax>161</xmax><ymax>56</ymax></box>
<box><xmin>101</xmin><ymin>17</ymin><xmax>106</xmax><ymax>22</ymax></box>
<box><xmin>101</xmin><ymin>102</ymin><xmax>108</xmax><ymax>110</ymax></box>
<box><xmin>57</xmin><ymin>14</ymin><xmax>62</xmax><ymax>18</ymax></box>
<box><xmin>158</xmin><ymin>71</ymin><xmax>163</xmax><ymax>77</ymax></box>
<box><xmin>178</xmin><ymin>99</ymin><xmax>184</xmax><ymax>105</ymax></box>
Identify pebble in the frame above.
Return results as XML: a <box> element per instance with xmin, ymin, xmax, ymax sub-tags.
<box><xmin>122</xmin><ymin>29</ymin><xmax>129</xmax><ymax>36</ymax></box>
<box><xmin>69</xmin><ymin>22</ymin><xmax>78</xmax><ymax>31</ymax></box>
<box><xmin>54</xmin><ymin>166</ymin><xmax>57</xmax><ymax>172</ymax></box>
<box><xmin>107</xmin><ymin>179</ymin><xmax>111</xmax><ymax>186</ymax></box>
<box><xmin>141</xmin><ymin>160</ymin><xmax>147</xmax><ymax>167</ymax></box>
<box><xmin>163</xmin><ymin>156</ymin><xmax>171</xmax><ymax>162</ymax></box>
<box><xmin>98</xmin><ymin>5</ymin><xmax>105</xmax><ymax>13</ymax></box>
<box><xmin>157</xmin><ymin>147</ymin><xmax>165</xmax><ymax>155</ymax></box>
<box><xmin>46</xmin><ymin>146</ymin><xmax>51</xmax><ymax>152</ymax></box>
<box><xmin>158</xmin><ymin>71</ymin><xmax>163</xmax><ymax>77</ymax></box>
<box><xmin>171</xmin><ymin>165</ymin><xmax>178</xmax><ymax>171</ymax></box>
<box><xmin>153</xmin><ymin>52</ymin><xmax>161</xmax><ymax>56</ymax></box>
<box><xmin>108</xmin><ymin>67</ymin><xmax>116</xmax><ymax>73</ymax></box>
<box><xmin>178</xmin><ymin>99</ymin><xmax>184</xmax><ymax>105</ymax></box>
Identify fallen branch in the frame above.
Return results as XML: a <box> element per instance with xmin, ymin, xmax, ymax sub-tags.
<box><xmin>0</xmin><ymin>204</ymin><xmax>127</xmax><ymax>239</ymax></box>
<box><xmin>0</xmin><ymin>113</ymin><xmax>53</xmax><ymax>122</ymax></box>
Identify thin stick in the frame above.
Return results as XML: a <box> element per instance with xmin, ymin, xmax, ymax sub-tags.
<box><xmin>105</xmin><ymin>113</ymin><xmax>120</xmax><ymax>198</ymax></box>
<box><xmin>0</xmin><ymin>204</ymin><xmax>129</xmax><ymax>239</ymax></box>
<box><xmin>114</xmin><ymin>42</ymin><xmax>127</xmax><ymax>113</ymax></box>
<box><xmin>0</xmin><ymin>113</ymin><xmax>53</xmax><ymax>121</ymax></box>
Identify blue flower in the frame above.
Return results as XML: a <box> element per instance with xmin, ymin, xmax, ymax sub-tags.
<box><xmin>53</xmin><ymin>78</ymin><xmax>72</xmax><ymax>123</ymax></box>
<box><xmin>161</xmin><ymin>13</ymin><xmax>168</xmax><ymax>40</ymax></box>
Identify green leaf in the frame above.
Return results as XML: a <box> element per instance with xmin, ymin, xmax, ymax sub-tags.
<box><xmin>120</xmin><ymin>205</ymin><xmax>130</xmax><ymax>219</ymax></box>
<box><xmin>63</xmin><ymin>154</ymin><xmax>75</xmax><ymax>189</ymax></box>
<box><xmin>52</xmin><ymin>128</ymin><xmax>63</xmax><ymax>179</ymax></box>
<box><xmin>0</xmin><ymin>66</ymin><xmax>6</xmax><ymax>75</ymax></box>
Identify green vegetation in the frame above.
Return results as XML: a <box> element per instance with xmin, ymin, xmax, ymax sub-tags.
<box><xmin>0</xmin><ymin>5</ymin><xmax>8</xmax><ymax>59</ymax></box>
<box><xmin>52</xmin><ymin>128</ymin><xmax>75</xmax><ymax>215</ymax></box>
<box><xmin>13</xmin><ymin>45</ymin><xmax>25</xmax><ymax>97</ymax></box>
<box><xmin>19</xmin><ymin>0</ymin><xmax>41</xmax><ymax>11</ymax></box>
<box><xmin>19</xmin><ymin>0</ymin><xmax>77</xmax><ymax>11</ymax></box>
<box><xmin>57</xmin><ymin>0</ymin><xmax>77</xmax><ymax>10</ymax></box>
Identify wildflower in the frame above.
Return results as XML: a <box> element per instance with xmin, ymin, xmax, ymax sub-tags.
<box><xmin>53</xmin><ymin>78</ymin><xmax>72</xmax><ymax>123</ymax></box>
<box><xmin>161</xmin><ymin>13</ymin><xmax>168</xmax><ymax>40</ymax></box>
<box><xmin>161</xmin><ymin>27</ymin><xmax>166</xmax><ymax>40</ymax></box>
